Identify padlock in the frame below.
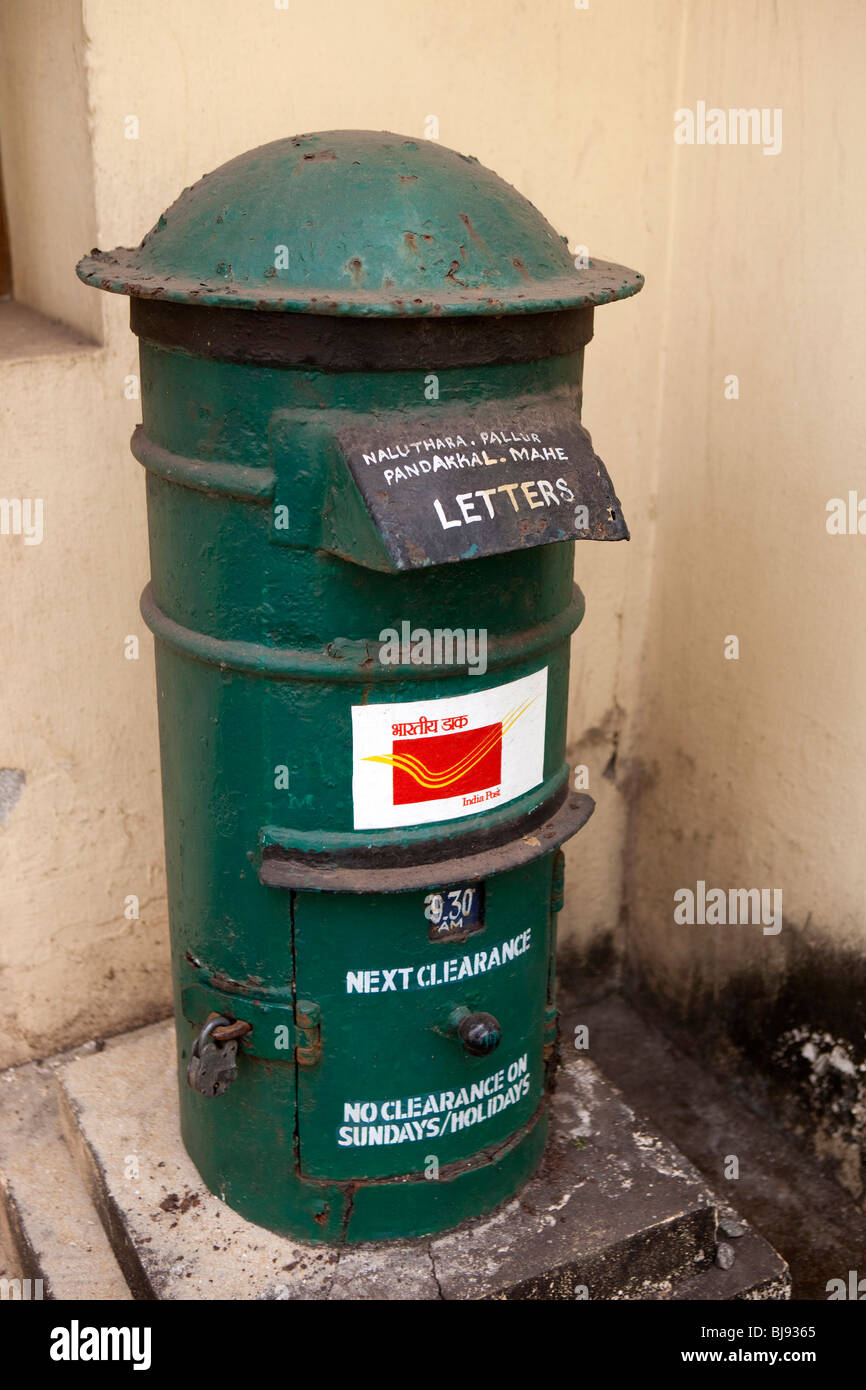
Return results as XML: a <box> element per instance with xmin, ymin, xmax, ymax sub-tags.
<box><xmin>186</xmin><ymin>1015</ymin><xmax>239</xmax><ymax>1098</ymax></box>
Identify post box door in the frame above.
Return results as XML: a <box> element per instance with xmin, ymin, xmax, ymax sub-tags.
<box><xmin>292</xmin><ymin>856</ymin><xmax>554</xmax><ymax>1182</ymax></box>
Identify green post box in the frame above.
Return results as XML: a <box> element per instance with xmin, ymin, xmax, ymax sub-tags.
<box><xmin>77</xmin><ymin>131</ymin><xmax>642</xmax><ymax>1244</ymax></box>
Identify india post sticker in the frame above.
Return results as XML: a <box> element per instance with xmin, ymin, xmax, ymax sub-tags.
<box><xmin>351</xmin><ymin>668</ymin><xmax>548</xmax><ymax>830</ymax></box>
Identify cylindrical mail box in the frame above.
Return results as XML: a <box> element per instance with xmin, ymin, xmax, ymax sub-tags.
<box><xmin>78</xmin><ymin>130</ymin><xmax>642</xmax><ymax>1244</ymax></box>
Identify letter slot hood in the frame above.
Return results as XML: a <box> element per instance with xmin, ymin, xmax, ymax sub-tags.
<box><xmin>299</xmin><ymin>394</ymin><xmax>629</xmax><ymax>573</ymax></box>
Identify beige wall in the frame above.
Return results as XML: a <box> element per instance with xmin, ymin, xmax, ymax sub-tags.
<box><xmin>0</xmin><ymin>0</ymin><xmax>101</xmax><ymax>340</ymax></box>
<box><xmin>623</xmin><ymin>0</ymin><xmax>866</xmax><ymax>1195</ymax></box>
<box><xmin>1</xmin><ymin>0</ymin><xmax>863</xmax><ymax>1202</ymax></box>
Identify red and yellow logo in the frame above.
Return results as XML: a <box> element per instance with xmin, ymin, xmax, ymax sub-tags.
<box><xmin>364</xmin><ymin>699</ymin><xmax>535</xmax><ymax>805</ymax></box>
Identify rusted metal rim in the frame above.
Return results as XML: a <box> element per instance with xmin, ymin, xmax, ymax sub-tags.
<box><xmin>260</xmin><ymin>764</ymin><xmax>572</xmax><ymax>862</ymax></box>
<box><xmin>259</xmin><ymin>788</ymin><xmax>594</xmax><ymax>893</ymax></box>
<box><xmin>130</xmin><ymin>298</ymin><xmax>594</xmax><ymax>370</ymax></box>
<box><xmin>140</xmin><ymin>582</ymin><xmax>585</xmax><ymax>681</ymax></box>
<box><xmin>78</xmin><ymin>251</ymin><xmax>643</xmax><ymax>319</ymax></box>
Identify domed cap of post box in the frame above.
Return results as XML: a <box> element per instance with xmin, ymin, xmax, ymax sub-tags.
<box><xmin>76</xmin><ymin>130</ymin><xmax>643</xmax><ymax>318</ymax></box>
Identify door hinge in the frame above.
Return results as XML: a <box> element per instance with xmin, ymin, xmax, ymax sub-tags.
<box><xmin>551</xmin><ymin>848</ymin><xmax>566</xmax><ymax>915</ymax></box>
<box><xmin>543</xmin><ymin>1002</ymin><xmax>560</xmax><ymax>1086</ymax></box>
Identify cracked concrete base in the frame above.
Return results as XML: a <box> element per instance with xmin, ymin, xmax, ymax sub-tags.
<box><xmin>565</xmin><ymin>993</ymin><xmax>866</xmax><ymax>1300</ymax></box>
<box><xmin>44</xmin><ymin>1020</ymin><xmax>787</xmax><ymax>1300</ymax></box>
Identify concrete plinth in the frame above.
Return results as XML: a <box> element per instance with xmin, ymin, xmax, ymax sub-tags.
<box><xmin>43</xmin><ymin>1021</ymin><xmax>788</xmax><ymax>1301</ymax></box>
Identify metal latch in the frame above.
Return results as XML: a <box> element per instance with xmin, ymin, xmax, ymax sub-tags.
<box><xmin>295</xmin><ymin>1000</ymin><xmax>321</xmax><ymax>1069</ymax></box>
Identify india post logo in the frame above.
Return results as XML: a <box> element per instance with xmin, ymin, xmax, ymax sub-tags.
<box><xmin>351</xmin><ymin>670</ymin><xmax>547</xmax><ymax>830</ymax></box>
<box><xmin>387</xmin><ymin>720</ymin><xmax>504</xmax><ymax>804</ymax></box>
